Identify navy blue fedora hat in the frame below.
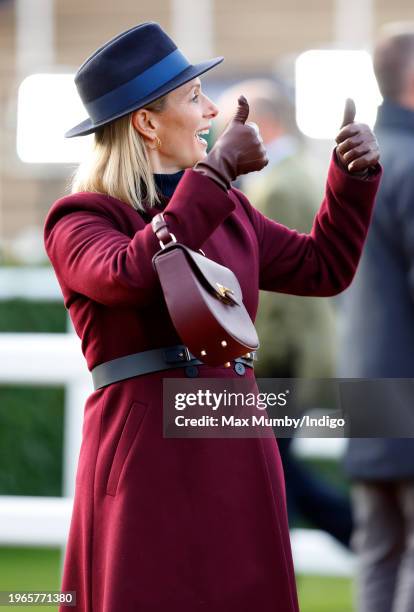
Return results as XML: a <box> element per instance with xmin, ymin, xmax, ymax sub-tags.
<box><xmin>65</xmin><ymin>22</ymin><xmax>224</xmax><ymax>138</ymax></box>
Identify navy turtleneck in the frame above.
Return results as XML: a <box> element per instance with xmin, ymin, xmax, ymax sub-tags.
<box><xmin>153</xmin><ymin>170</ymin><xmax>185</xmax><ymax>198</ymax></box>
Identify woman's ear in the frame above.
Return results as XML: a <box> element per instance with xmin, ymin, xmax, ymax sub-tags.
<box><xmin>131</xmin><ymin>109</ymin><xmax>158</xmax><ymax>145</ymax></box>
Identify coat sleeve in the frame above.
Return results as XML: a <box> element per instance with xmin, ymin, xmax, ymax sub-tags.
<box><xmin>43</xmin><ymin>169</ymin><xmax>235</xmax><ymax>307</ymax></box>
<box><xmin>233</xmin><ymin>150</ymin><xmax>382</xmax><ymax>297</ymax></box>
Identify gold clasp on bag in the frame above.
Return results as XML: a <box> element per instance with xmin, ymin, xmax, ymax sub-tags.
<box><xmin>215</xmin><ymin>283</ymin><xmax>237</xmax><ymax>305</ymax></box>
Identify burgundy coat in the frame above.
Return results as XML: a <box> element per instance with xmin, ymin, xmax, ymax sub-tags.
<box><xmin>44</xmin><ymin>151</ymin><xmax>381</xmax><ymax>612</ymax></box>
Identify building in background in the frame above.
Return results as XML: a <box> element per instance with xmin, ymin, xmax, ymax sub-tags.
<box><xmin>0</xmin><ymin>0</ymin><xmax>413</xmax><ymax>260</ymax></box>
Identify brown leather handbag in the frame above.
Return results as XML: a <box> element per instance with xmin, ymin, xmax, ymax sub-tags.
<box><xmin>151</xmin><ymin>212</ymin><xmax>259</xmax><ymax>367</ymax></box>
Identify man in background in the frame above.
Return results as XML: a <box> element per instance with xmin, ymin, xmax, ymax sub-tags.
<box><xmin>340</xmin><ymin>24</ymin><xmax>414</xmax><ymax>612</ymax></box>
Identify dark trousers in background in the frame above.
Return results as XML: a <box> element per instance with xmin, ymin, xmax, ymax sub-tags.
<box><xmin>351</xmin><ymin>481</ymin><xmax>414</xmax><ymax>612</ymax></box>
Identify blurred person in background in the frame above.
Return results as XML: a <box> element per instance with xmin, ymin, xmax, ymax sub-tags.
<box><xmin>43</xmin><ymin>21</ymin><xmax>381</xmax><ymax>612</ymax></box>
<box><xmin>339</xmin><ymin>23</ymin><xmax>414</xmax><ymax>612</ymax></box>
<box><xmin>217</xmin><ymin>80</ymin><xmax>353</xmax><ymax>547</ymax></box>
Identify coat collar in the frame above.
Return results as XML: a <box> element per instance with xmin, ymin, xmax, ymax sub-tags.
<box><xmin>375</xmin><ymin>99</ymin><xmax>414</xmax><ymax>132</ymax></box>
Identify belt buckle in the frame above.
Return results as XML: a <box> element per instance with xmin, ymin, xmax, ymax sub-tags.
<box><xmin>164</xmin><ymin>345</ymin><xmax>191</xmax><ymax>364</ymax></box>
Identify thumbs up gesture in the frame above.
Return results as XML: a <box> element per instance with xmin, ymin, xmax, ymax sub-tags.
<box><xmin>194</xmin><ymin>95</ymin><xmax>268</xmax><ymax>191</ymax></box>
<box><xmin>335</xmin><ymin>98</ymin><xmax>380</xmax><ymax>174</ymax></box>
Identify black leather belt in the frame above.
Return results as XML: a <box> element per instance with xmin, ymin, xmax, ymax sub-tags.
<box><xmin>91</xmin><ymin>344</ymin><xmax>257</xmax><ymax>390</ymax></box>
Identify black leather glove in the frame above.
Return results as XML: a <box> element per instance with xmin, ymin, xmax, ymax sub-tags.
<box><xmin>194</xmin><ymin>95</ymin><xmax>269</xmax><ymax>191</ymax></box>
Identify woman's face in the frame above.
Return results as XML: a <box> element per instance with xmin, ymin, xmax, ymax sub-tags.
<box><xmin>136</xmin><ymin>77</ymin><xmax>219</xmax><ymax>172</ymax></box>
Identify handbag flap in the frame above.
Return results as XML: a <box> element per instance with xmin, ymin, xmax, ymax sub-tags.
<box><xmin>153</xmin><ymin>242</ymin><xmax>243</xmax><ymax>306</ymax></box>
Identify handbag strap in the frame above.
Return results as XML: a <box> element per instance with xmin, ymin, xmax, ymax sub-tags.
<box><xmin>151</xmin><ymin>212</ymin><xmax>206</xmax><ymax>256</ymax></box>
<box><xmin>151</xmin><ymin>212</ymin><xmax>176</xmax><ymax>248</ymax></box>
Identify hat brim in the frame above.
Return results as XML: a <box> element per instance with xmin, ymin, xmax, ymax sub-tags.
<box><xmin>64</xmin><ymin>56</ymin><xmax>224</xmax><ymax>138</ymax></box>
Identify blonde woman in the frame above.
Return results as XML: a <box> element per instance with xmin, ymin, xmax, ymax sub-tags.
<box><xmin>44</xmin><ymin>22</ymin><xmax>381</xmax><ymax>612</ymax></box>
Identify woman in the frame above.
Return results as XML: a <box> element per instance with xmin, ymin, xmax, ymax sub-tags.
<box><xmin>44</xmin><ymin>22</ymin><xmax>381</xmax><ymax>612</ymax></box>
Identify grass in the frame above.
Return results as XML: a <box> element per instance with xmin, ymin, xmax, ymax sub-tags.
<box><xmin>297</xmin><ymin>574</ymin><xmax>354</xmax><ymax>611</ymax></box>
<box><xmin>0</xmin><ymin>547</ymin><xmax>354</xmax><ymax>611</ymax></box>
<box><xmin>0</xmin><ymin>548</ymin><xmax>61</xmax><ymax>611</ymax></box>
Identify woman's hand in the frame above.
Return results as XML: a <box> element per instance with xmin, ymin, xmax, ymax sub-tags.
<box><xmin>335</xmin><ymin>99</ymin><xmax>380</xmax><ymax>175</ymax></box>
<box><xmin>194</xmin><ymin>95</ymin><xmax>268</xmax><ymax>191</ymax></box>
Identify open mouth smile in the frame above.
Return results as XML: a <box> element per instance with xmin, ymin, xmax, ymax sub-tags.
<box><xmin>195</xmin><ymin>128</ymin><xmax>209</xmax><ymax>146</ymax></box>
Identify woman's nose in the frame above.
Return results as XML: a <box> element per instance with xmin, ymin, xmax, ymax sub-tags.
<box><xmin>204</xmin><ymin>95</ymin><xmax>219</xmax><ymax>119</ymax></box>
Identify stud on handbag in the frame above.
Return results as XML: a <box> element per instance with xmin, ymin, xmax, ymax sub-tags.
<box><xmin>151</xmin><ymin>212</ymin><xmax>259</xmax><ymax>367</ymax></box>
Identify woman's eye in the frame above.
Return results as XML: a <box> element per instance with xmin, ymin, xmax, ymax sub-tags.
<box><xmin>192</xmin><ymin>93</ymin><xmax>199</xmax><ymax>102</ymax></box>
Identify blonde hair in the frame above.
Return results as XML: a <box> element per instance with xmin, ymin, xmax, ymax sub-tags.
<box><xmin>70</xmin><ymin>95</ymin><xmax>168</xmax><ymax>212</ymax></box>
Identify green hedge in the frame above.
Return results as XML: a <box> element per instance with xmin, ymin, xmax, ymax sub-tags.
<box><xmin>0</xmin><ymin>300</ymin><xmax>66</xmax><ymax>333</ymax></box>
<box><xmin>0</xmin><ymin>300</ymin><xmax>66</xmax><ymax>496</ymax></box>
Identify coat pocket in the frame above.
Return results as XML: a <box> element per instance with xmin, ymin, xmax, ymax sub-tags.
<box><xmin>106</xmin><ymin>400</ymin><xmax>148</xmax><ymax>497</ymax></box>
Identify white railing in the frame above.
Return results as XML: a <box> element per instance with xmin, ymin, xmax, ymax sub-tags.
<box><xmin>0</xmin><ymin>332</ymin><xmax>91</xmax><ymax>497</ymax></box>
<box><xmin>0</xmin><ymin>267</ymin><xmax>350</xmax><ymax>575</ymax></box>
<box><xmin>0</xmin><ymin>496</ymin><xmax>72</xmax><ymax>547</ymax></box>
<box><xmin>0</xmin><ymin>267</ymin><xmax>61</xmax><ymax>301</ymax></box>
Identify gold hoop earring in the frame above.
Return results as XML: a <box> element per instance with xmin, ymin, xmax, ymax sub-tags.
<box><xmin>147</xmin><ymin>135</ymin><xmax>162</xmax><ymax>151</ymax></box>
